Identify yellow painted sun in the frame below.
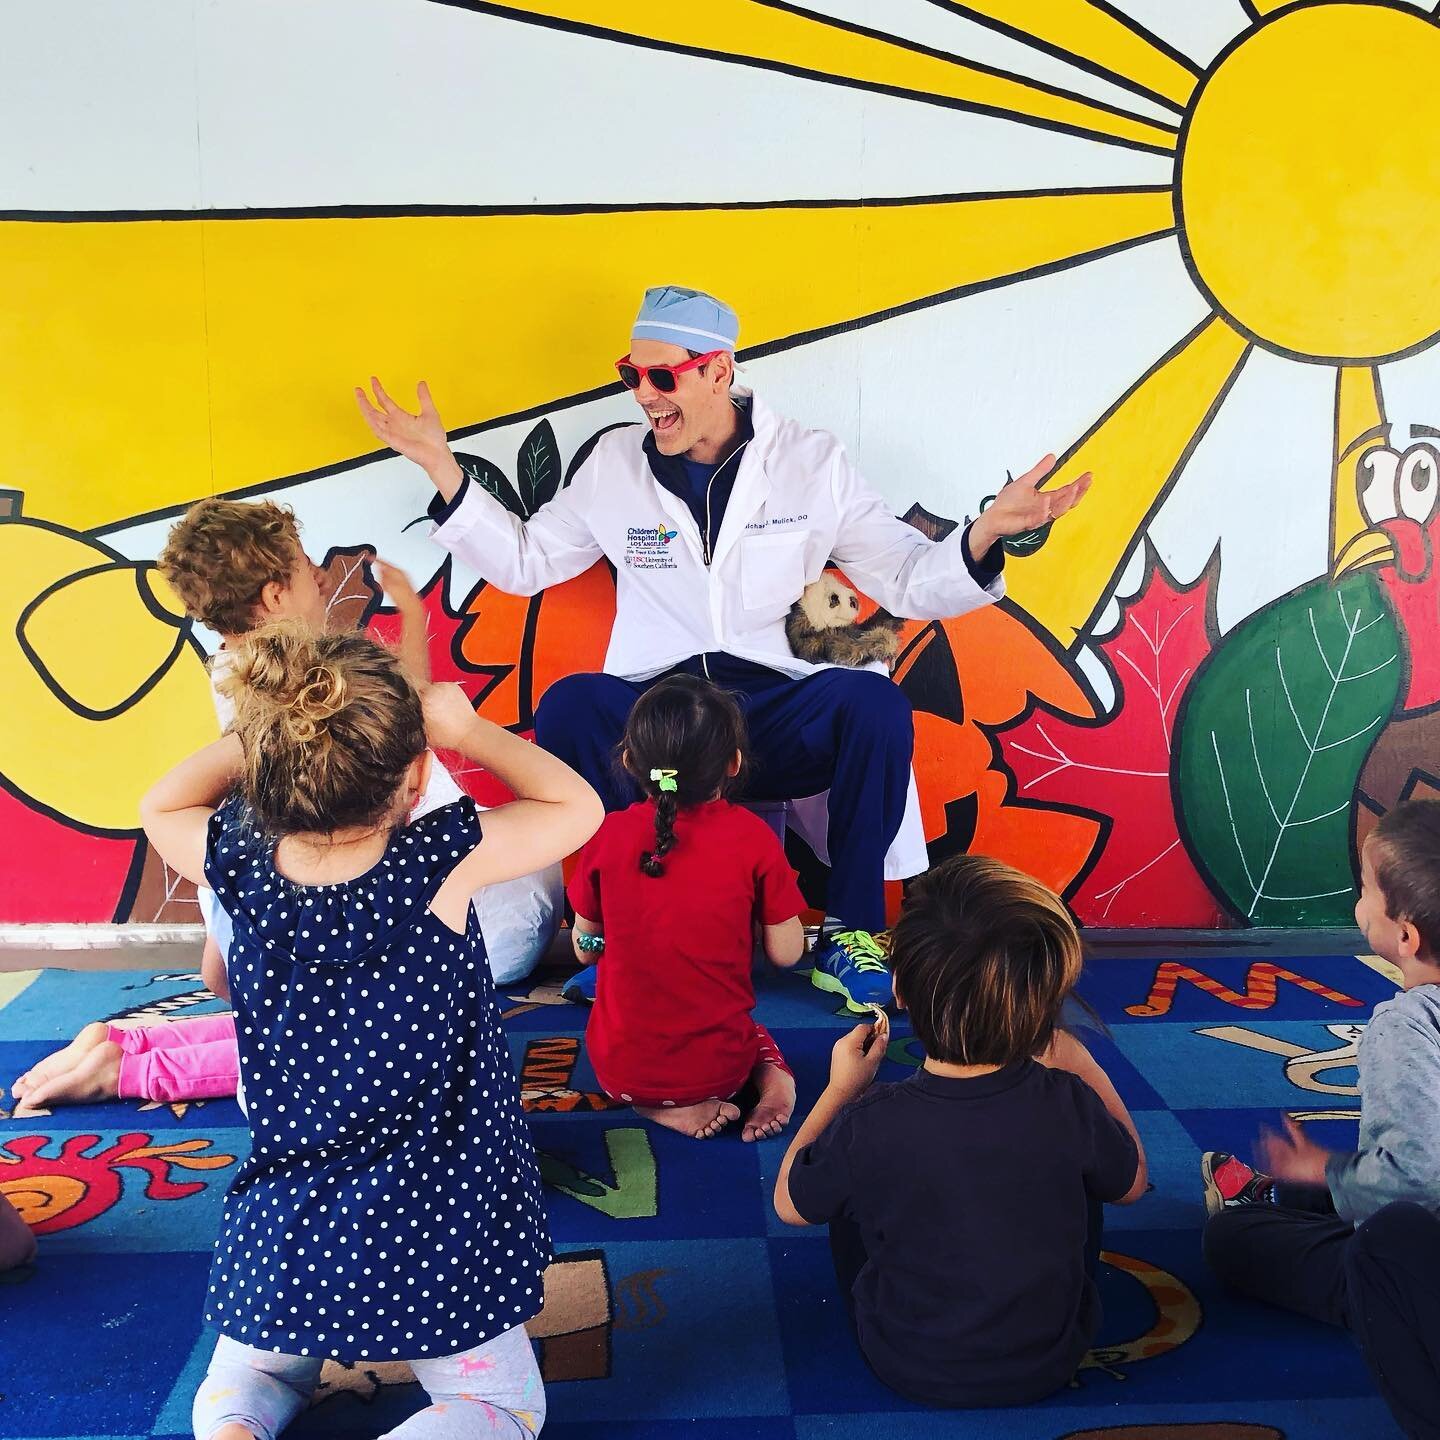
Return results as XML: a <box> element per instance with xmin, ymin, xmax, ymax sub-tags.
<box><xmin>1180</xmin><ymin>3</ymin><xmax>1440</xmax><ymax>363</ymax></box>
<box><xmin>4</xmin><ymin>0</ymin><xmax>1437</xmax><ymax>647</ymax></box>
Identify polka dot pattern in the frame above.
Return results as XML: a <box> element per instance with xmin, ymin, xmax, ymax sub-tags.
<box><xmin>202</xmin><ymin>796</ymin><xmax>551</xmax><ymax>1361</ymax></box>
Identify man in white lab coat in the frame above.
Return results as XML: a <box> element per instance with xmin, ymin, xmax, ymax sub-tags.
<box><xmin>358</xmin><ymin>286</ymin><xmax>1088</xmax><ymax>1009</ymax></box>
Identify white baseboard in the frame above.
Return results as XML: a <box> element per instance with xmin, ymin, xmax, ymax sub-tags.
<box><xmin>0</xmin><ymin>924</ymin><xmax>206</xmax><ymax>950</ymax></box>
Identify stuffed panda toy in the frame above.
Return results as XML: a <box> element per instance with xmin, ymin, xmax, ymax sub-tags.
<box><xmin>785</xmin><ymin>573</ymin><xmax>904</xmax><ymax>667</ymax></box>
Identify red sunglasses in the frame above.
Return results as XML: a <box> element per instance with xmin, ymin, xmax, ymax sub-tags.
<box><xmin>615</xmin><ymin>350</ymin><xmax>723</xmax><ymax>394</ymax></box>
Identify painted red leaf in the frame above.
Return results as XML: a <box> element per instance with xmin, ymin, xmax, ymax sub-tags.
<box><xmin>0</xmin><ymin>785</ymin><xmax>138</xmax><ymax>922</ymax></box>
<box><xmin>997</xmin><ymin>546</ymin><xmax>1226</xmax><ymax>926</ymax></box>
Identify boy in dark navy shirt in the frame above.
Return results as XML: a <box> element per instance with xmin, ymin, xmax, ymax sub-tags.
<box><xmin>774</xmin><ymin>854</ymin><xmax>1146</xmax><ymax>1408</ymax></box>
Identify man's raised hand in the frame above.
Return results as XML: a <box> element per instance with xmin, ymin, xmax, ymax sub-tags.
<box><xmin>355</xmin><ymin>378</ymin><xmax>465</xmax><ymax>500</ymax></box>
<box><xmin>989</xmin><ymin>454</ymin><xmax>1092</xmax><ymax>536</ymax></box>
<box><xmin>963</xmin><ymin>453</ymin><xmax>1092</xmax><ymax>563</ymax></box>
<box><xmin>356</xmin><ymin>377</ymin><xmax>448</xmax><ymax>466</ymax></box>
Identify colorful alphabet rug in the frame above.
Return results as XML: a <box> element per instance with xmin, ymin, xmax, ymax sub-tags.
<box><xmin>0</xmin><ymin>947</ymin><xmax>1407</xmax><ymax>1438</ymax></box>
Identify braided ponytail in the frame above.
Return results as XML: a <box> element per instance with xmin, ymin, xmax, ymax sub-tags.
<box><xmin>640</xmin><ymin>791</ymin><xmax>680</xmax><ymax>877</ymax></box>
<box><xmin>620</xmin><ymin>675</ymin><xmax>749</xmax><ymax>881</ymax></box>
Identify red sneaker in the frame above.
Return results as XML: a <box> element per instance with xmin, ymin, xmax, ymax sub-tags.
<box><xmin>1201</xmin><ymin>1151</ymin><xmax>1275</xmax><ymax>1216</ymax></box>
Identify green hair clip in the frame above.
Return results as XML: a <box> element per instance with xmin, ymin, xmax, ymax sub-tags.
<box><xmin>649</xmin><ymin>768</ymin><xmax>679</xmax><ymax>794</ymax></box>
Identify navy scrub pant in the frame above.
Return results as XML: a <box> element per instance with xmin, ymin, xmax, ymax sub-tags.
<box><xmin>1206</xmin><ymin>1199</ymin><xmax>1440</xmax><ymax>1439</ymax></box>
<box><xmin>533</xmin><ymin>665</ymin><xmax>914</xmax><ymax>932</ymax></box>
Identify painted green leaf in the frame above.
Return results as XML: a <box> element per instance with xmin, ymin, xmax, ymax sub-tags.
<box><xmin>978</xmin><ymin>487</ymin><xmax>1051</xmax><ymax>555</ymax></box>
<box><xmin>455</xmin><ymin>451</ymin><xmax>526</xmax><ymax>519</ymax></box>
<box><xmin>1175</xmin><ymin>571</ymin><xmax>1400</xmax><ymax>926</ymax></box>
<box><xmin>517</xmin><ymin>420</ymin><xmax>562</xmax><ymax>516</ymax></box>
<box><xmin>1002</xmin><ymin>524</ymin><xmax>1052</xmax><ymax>557</ymax></box>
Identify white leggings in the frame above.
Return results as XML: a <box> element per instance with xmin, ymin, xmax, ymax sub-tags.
<box><xmin>192</xmin><ymin>1323</ymin><xmax>544</xmax><ymax>1440</ymax></box>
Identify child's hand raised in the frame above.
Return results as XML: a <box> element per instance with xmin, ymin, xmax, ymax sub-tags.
<box><xmin>421</xmin><ymin>682</ymin><xmax>480</xmax><ymax>752</ymax></box>
<box><xmin>827</xmin><ymin>1013</ymin><xmax>890</xmax><ymax>1101</ymax></box>
<box><xmin>374</xmin><ymin>559</ymin><xmax>422</xmax><ymax>614</ymax></box>
<box><xmin>1257</xmin><ymin>1116</ymin><xmax>1332</xmax><ymax>1186</ymax></box>
<box><xmin>375</xmin><ymin>559</ymin><xmax>431</xmax><ymax>684</ymax></box>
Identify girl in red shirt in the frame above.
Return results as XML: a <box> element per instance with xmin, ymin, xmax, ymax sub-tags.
<box><xmin>569</xmin><ymin>675</ymin><xmax>808</xmax><ymax>1141</ymax></box>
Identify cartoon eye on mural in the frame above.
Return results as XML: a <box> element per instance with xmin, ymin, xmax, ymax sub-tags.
<box><xmin>6</xmin><ymin>0</ymin><xmax>1440</xmax><ymax>925</ymax></box>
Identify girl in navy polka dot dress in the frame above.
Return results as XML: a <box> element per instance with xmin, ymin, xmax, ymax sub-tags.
<box><xmin>140</xmin><ymin>624</ymin><xmax>603</xmax><ymax>1440</ymax></box>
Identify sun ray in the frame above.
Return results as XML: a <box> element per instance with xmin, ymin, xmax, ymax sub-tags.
<box><xmin>930</xmin><ymin>1</ymin><xmax>1200</xmax><ymax>110</ymax></box>
<box><xmin>1005</xmin><ymin>314</ymin><xmax>1251</xmax><ymax>646</ymax></box>
<box><xmin>445</xmin><ymin>0</ymin><xmax>1179</xmax><ymax>152</ymax></box>
<box><xmin>3</xmin><ymin>191</ymin><xmax>1177</xmax><ymax>530</ymax></box>
<box><xmin>1244</xmin><ymin>0</ymin><xmax>1293</xmax><ymax>18</ymax></box>
<box><xmin>1331</xmin><ymin>365</ymin><xmax>1392</xmax><ymax>576</ymax></box>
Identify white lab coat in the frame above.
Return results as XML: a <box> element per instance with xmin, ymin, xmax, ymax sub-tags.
<box><xmin>431</xmin><ymin>388</ymin><xmax>1004</xmax><ymax>880</ymax></box>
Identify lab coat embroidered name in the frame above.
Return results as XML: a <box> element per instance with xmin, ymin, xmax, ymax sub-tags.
<box><xmin>745</xmin><ymin>514</ymin><xmax>808</xmax><ymax>531</ymax></box>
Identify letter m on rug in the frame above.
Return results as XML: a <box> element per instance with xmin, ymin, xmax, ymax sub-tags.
<box><xmin>1125</xmin><ymin>961</ymin><xmax>1363</xmax><ymax>1017</ymax></box>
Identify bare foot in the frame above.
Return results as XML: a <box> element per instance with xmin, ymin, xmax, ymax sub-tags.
<box><xmin>742</xmin><ymin>1062</ymin><xmax>796</xmax><ymax>1143</ymax></box>
<box><xmin>11</xmin><ymin>1021</ymin><xmax>111</xmax><ymax>1100</ymax></box>
<box><xmin>13</xmin><ymin>1041</ymin><xmax>123</xmax><ymax>1115</ymax></box>
<box><xmin>634</xmin><ymin>1099</ymin><xmax>741</xmax><ymax>1139</ymax></box>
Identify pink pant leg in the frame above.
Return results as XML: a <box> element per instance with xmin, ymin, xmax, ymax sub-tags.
<box><xmin>108</xmin><ymin>1018</ymin><xmax>239</xmax><ymax>1103</ymax></box>
<box><xmin>114</xmin><ymin>1041</ymin><xmax>239</xmax><ymax>1102</ymax></box>
<box><xmin>106</xmin><ymin>1013</ymin><xmax>236</xmax><ymax>1054</ymax></box>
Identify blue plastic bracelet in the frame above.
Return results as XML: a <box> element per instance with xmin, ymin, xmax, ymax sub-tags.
<box><xmin>576</xmin><ymin>932</ymin><xmax>605</xmax><ymax>955</ymax></box>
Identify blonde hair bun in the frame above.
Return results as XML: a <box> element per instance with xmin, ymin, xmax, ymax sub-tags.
<box><xmin>218</xmin><ymin>622</ymin><xmax>426</xmax><ymax>836</ymax></box>
<box><xmin>223</xmin><ymin>623</ymin><xmax>348</xmax><ymax>747</ymax></box>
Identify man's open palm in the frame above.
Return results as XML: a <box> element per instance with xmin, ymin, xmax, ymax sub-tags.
<box><xmin>355</xmin><ymin>378</ymin><xmax>449</xmax><ymax>469</ymax></box>
<box><xmin>985</xmin><ymin>454</ymin><xmax>1092</xmax><ymax>537</ymax></box>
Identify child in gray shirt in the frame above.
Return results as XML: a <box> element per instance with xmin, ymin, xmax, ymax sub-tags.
<box><xmin>1326</xmin><ymin>980</ymin><xmax>1440</xmax><ymax>1222</ymax></box>
<box><xmin>1202</xmin><ymin>800</ymin><xmax>1440</xmax><ymax>1439</ymax></box>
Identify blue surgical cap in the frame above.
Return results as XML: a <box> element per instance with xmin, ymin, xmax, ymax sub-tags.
<box><xmin>632</xmin><ymin>285</ymin><xmax>739</xmax><ymax>353</ymax></box>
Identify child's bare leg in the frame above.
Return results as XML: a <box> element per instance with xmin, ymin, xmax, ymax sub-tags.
<box><xmin>13</xmin><ymin>1041</ymin><xmax>123</xmax><ymax>1113</ymax></box>
<box><xmin>11</xmin><ymin>1021</ymin><xmax>110</xmax><ymax>1100</ymax></box>
<box><xmin>634</xmin><ymin>1100</ymin><xmax>741</xmax><ymax>1139</ymax></box>
<box><xmin>742</xmin><ymin>1024</ymin><xmax>796</xmax><ymax>1143</ymax></box>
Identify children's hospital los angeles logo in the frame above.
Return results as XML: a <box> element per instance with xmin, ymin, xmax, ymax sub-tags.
<box><xmin>624</xmin><ymin>522</ymin><xmax>679</xmax><ymax>571</ymax></box>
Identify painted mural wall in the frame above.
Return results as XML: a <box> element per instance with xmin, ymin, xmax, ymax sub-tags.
<box><xmin>4</xmin><ymin>0</ymin><xmax>1440</xmax><ymax>929</ymax></box>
